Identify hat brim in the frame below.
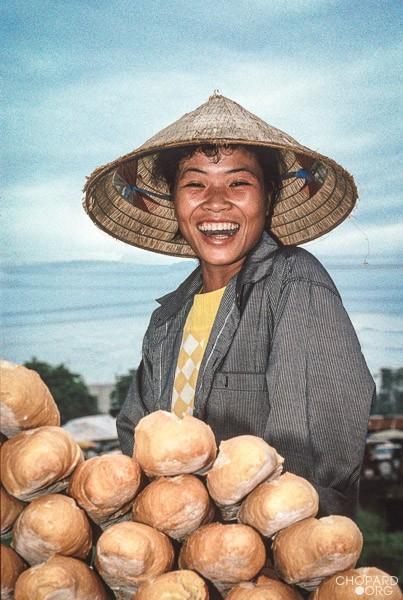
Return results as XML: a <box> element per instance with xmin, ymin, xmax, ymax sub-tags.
<box><xmin>83</xmin><ymin>95</ymin><xmax>357</xmax><ymax>255</ymax></box>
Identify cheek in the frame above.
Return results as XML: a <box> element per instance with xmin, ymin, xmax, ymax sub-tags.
<box><xmin>247</xmin><ymin>203</ymin><xmax>267</xmax><ymax>230</ymax></box>
<box><xmin>173</xmin><ymin>200</ymin><xmax>192</xmax><ymax>234</ymax></box>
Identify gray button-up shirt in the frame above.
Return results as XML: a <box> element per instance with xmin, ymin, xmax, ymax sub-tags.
<box><xmin>117</xmin><ymin>231</ymin><xmax>375</xmax><ymax>518</ymax></box>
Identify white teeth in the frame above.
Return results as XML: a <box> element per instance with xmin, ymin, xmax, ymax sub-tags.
<box><xmin>198</xmin><ymin>222</ymin><xmax>240</xmax><ymax>232</ymax></box>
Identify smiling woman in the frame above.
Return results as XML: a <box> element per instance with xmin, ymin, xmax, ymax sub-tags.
<box><xmin>165</xmin><ymin>146</ymin><xmax>279</xmax><ymax>291</ymax></box>
<box><xmin>83</xmin><ymin>93</ymin><xmax>375</xmax><ymax>519</ymax></box>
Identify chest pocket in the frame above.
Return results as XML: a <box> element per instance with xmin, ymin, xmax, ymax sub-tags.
<box><xmin>205</xmin><ymin>371</ymin><xmax>270</xmax><ymax>443</ymax></box>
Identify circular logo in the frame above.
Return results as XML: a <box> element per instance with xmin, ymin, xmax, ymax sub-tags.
<box><xmin>355</xmin><ymin>585</ymin><xmax>365</xmax><ymax>596</ymax></box>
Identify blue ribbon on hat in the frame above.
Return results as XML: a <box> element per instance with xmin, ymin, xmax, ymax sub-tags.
<box><xmin>127</xmin><ymin>184</ymin><xmax>172</xmax><ymax>200</ymax></box>
<box><xmin>281</xmin><ymin>169</ymin><xmax>313</xmax><ymax>182</ymax></box>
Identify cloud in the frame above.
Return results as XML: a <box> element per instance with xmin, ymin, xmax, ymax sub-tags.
<box><xmin>2</xmin><ymin>176</ymin><xmax>187</xmax><ymax>265</ymax></box>
<box><xmin>3</xmin><ymin>4</ymin><xmax>402</xmax><ymax>264</ymax></box>
<box><xmin>304</xmin><ymin>220</ymin><xmax>403</xmax><ymax>261</ymax></box>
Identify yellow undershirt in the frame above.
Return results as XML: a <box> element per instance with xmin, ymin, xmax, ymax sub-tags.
<box><xmin>171</xmin><ymin>286</ymin><xmax>226</xmax><ymax>417</ymax></box>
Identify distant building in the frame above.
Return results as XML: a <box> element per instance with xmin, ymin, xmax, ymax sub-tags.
<box><xmin>88</xmin><ymin>383</ymin><xmax>114</xmax><ymax>414</ymax></box>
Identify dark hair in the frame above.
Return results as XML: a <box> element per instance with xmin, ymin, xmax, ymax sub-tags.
<box><xmin>152</xmin><ymin>144</ymin><xmax>285</xmax><ymax>211</ymax></box>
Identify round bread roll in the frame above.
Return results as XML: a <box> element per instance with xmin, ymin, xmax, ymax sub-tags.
<box><xmin>1</xmin><ymin>426</ymin><xmax>83</xmax><ymax>501</ymax></box>
<box><xmin>238</xmin><ymin>472</ymin><xmax>319</xmax><ymax>537</ymax></box>
<box><xmin>0</xmin><ymin>361</ymin><xmax>60</xmax><ymax>437</ymax></box>
<box><xmin>206</xmin><ymin>436</ymin><xmax>283</xmax><ymax>519</ymax></box>
<box><xmin>13</xmin><ymin>493</ymin><xmax>92</xmax><ymax>565</ymax></box>
<box><xmin>227</xmin><ymin>577</ymin><xmax>304</xmax><ymax>599</ymax></box>
<box><xmin>14</xmin><ymin>555</ymin><xmax>108</xmax><ymax>600</ymax></box>
<box><xmin>272</xmin><ymin>516</ymin><xmax>363</xmax><ymax>590</ymax></box>
<box><xmin>132</xmin><ymin>475</ymin><xmax>215</xmax><ymax>540</ymax></box>
<box><xmin>0</xmin><ymin>486</ymin><xmax>25</xmax><ymax>536</ymax></box>
<box><xmin>0</xmin><ymin>433</ymin><xmax>7</xmax><ymax>485</ymax></box>
<box><xmin>1</xmin><ymin>544</ymin><xmax>26</xmax><ymax>600</ymax></box>
<box><xmin>136</xmin><ymin>570</ymin><xmax>209</xmax><ymax>599</ymax></box>
<box><xmin>95</xmin><ymin>521</ymin><xmax>174</xmax><ymax>595</ymax></box>
<box><xmin>68</xmin><ymin>453</ymin><xmax>142</xmax><ymax>526</ymax></box>
<box><xmin>134</xmin><ymin>410</ymin><xmax>217</xmax><ymax>477</ymax></box>
<box><xmin>179</xmin><ymin>523</ymin><xmax>266</xmax><ymax>593</ymax></box>
<box><xmin>309</xmin><ymin>566</ymin><xmax>402</xmax><ymax>599</ymax></box>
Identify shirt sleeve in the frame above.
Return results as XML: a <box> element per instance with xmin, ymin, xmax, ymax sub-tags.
<box><xmin>266</xmin><ymin>277</ymin><xmax>375</xmax><ymax>518</ymax></box>
<box><xmin>116</xmin><ymin>330</ymin><xmax>154</xmax><ymax>456</ymax></box>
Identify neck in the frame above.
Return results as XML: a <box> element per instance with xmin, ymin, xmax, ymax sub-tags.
<box><xmin>200</xmin><ymin>259</ymin><xmax>245</xmax><ymax>292</ymax></box>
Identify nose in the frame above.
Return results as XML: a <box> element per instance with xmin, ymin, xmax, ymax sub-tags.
<box><xmin>202</xmin><ymin>184</ymin><xmax>231</xmax><ymax>212</ymax></box>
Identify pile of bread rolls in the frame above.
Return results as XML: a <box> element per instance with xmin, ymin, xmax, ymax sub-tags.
<box><xmin>1</xmin><ymin>360</ymin><xmax>401</xmax><ymax>600</ymax></box>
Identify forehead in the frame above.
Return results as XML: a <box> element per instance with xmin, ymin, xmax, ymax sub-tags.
<box><xmin>177</xmin><ymin>146</ymin><xmax>263</xmax><ymax>175</ymax></box>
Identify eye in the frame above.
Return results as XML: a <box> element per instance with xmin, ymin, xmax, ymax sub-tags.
<box><xmin>230</xmin><ymin>180</ymin><xmax>250</xmax><ymax>187</ymax></box>
<box><xmin>183</xmin><ymin>181</ymin><xmax>205</xmax><ymax>188</ymax></box>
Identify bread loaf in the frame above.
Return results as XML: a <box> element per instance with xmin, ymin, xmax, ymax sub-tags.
<box><xmin>309</xmin><ymin>566</ymin><xmax>402</xmax><ymax>599</ymax></box>
<box><xmin>0</xmin><ymin>486</ymin><xmax>25</xmax><ymax>536</ymax></box>
<box><xmin>136</xmin><ymin>570</ymin><xmax>209</xmax><ymax>599</ymax></box>
<box><xmin>14</xmin><ymin>555</ymin><xmax>108</xmax><ymax>600</ymax></box>
<box><xmin>95</xmin><ymin>521</ymin><xmax>174</xmax><ymax>595</ymax></box>
<box><xmin>1</xmin><ymin>426</ymin><xmax>83</xmax><ymax>501</ymax></box>
<box><xmin>132</xmin><ymin>474</ymin><xmax>214</xmax><ymax>540</ymax></box>
<box><xmin>134</xmin><ymin>410</ymin><xmax>216</xmax><ymax>477</ymax></box>
<box><xmin>1</xmin><ymin>544</ymin><xmax>26</xmax><ymax>600</ymax></box>
<box><xmin>206</xmin><ymin>435</ymin><xmax>283</xmax><ymax>520</ymax></box>
<box><xmin>68</xmin><ymin>453</ymin><xmax>142</xmax><ymax>526</ymax></box>
<box><xmin>0</xmin><ymin>361</ymin><xmax>60</xmax><ymax>437</ymax></box>
<box><xmin>227</xmin><ymin>577</ymin><xmax>304</xmax><ymax>599</ymax></box>
<box><xmin>238</xmin><ymin>472</ymin><xmax>319</xmax><ymax>536</ymax></box>
<box><xmin>12</xmin><ymin>493</ymin><xmax>92</xmax><ymax>565</ymax></box>
<box><xmin>272</xmin><ymin>516</ymin><xmax>363</xmax><ymax>591</ymax></box>
<box><xmin>179</xmin><ymin>523</ymin><xmax>266</xmax><ymax>594</ymax></box>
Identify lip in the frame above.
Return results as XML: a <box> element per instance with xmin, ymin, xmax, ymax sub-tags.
<box><xmin>195</xmin><ymin>220</ymin><xmax>241</xmax><ymax>245</ymax></box>
<box><xmin>196</xmin><ymin>219</ymin><xmax>240</xmax><ymax>227</ymax></box>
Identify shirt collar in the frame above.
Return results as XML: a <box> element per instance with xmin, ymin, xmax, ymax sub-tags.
<box><xmin>155</xmin><ymin>231</ymin><xmax>281</xmax><ymax>322</ymax></box>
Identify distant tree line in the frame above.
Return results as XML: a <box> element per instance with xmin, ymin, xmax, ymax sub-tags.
<box><xmin>25</xmin><ymin>359</ymin><xmax>403</xmax><ymax>423</ymax></box>
<box><xmin>109</xmin><ymin>369</ymin><xmax>135</xmax><ymax>417</ymax></box>
<box><xmin>24</xmin><ymin>358</ymin><xmax>98</xmax><ymax>424</ymax></box>
<box><xmin>371</xmin><ymin>368</ymin><xmax>403</xmax><ymax>415</ymax></box>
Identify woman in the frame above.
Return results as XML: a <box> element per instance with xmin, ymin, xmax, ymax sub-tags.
<box><xmin>83</xmin><ymin>93</ymin><xmax>375</xmax><ymax>518</ymax></box>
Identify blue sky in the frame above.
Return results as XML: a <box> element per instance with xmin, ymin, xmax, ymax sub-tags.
<box><xmin>2</xmin><ymin>0</ymin><xmax>402</xmax><ymax>264</ymax></box>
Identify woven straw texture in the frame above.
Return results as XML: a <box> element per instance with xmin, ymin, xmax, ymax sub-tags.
<box><xmin>83</xmin><ymin>94</ymin><xmax>357</xmax><ymax>256</ymax></box>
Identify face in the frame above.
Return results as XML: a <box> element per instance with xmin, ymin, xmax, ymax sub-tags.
<box><xmin>174</xmin><ymin>147</ymin><xmax>268</xmax><ymax>281</ymax></box>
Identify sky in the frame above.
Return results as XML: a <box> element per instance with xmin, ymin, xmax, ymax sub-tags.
<box><xmin>2</xmin><ymin>0</ymin><xmax>402</xmax><ymax>265</ymax></box>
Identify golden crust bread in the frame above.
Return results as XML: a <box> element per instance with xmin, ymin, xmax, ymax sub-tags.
<box><xmin>95</xmin><ymin>521</ymin><xmax>174</xmax><ymax>594</ymax></box>
<box><xmin>206</xmin><ymin>435</ymin><xmax>284</xmax><ymax>507</ymax></box>
<box><xmin>309</xmin><ymin>566</ymin><xmax>402</xmax><ymax>599</ymax></box>
<box><xmin>14</xmin><ymin>555</ymin><xmax>108</xmax><ymax>600</ymax></box>
<box><xmin>136</xmin><ymin>570</ymin><xmax>209</xmax><ymax>599</ymax></box>
<box><xmin>0</xmin><ymin>361</ymin><xmax>60</xmax><ymax>437</ymax></box>
<box><xmin>227</xmin><ymin>577</ymin><xmax>304</xmax><ymax>599</ymax></box>
<box><xmin>134</xmin><ymin>411</ymin><xmax>217</xmax><ymax>477</ymax></box>
<box><xmin>132</xmin><ymin>475</ymin><xmax>215</xmax><ymax>540</ymax></box>
<box><xmin>0</xmin><ymin>426</ymin><xmax>83</xmax><ymax>501</ymax></box>
<box><xmin>179</xmin><ymin>523</ymin><xmax>266</xmax><ymax>586</ymax></box>
<box><xmin>1</xmin><ymin>544</ymin><xmax>26</xmax><ymax>600</ymax></box>
<box><xmin>238</xmin><ymin>472</ymin><xmax>319</xmax><ymax>537</ymax></box>
<box><xmin>0</xmin><ymin>486</ymin><xmax>25</xmax><ymax>535</ymax></box>
<box><xmin>12</xmin><ymin>493</ymin><xmax>92</xmax><ymax>565</ymax></box>
<box><xmin>272</xmin><ymin>516</ymin><xmax>363</xmax><ymax>590</ymax></box>
<box><xmin>68</xmin><ymin>453</ymin><xmax>142</xmax><ymax>524</ymax></box>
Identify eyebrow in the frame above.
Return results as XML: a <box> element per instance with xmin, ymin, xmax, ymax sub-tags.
<box><xmin>180</xmin><ymin>167</ymin><xmax>206</xmax><ymax>176</ymax></box>
<box><xmin>226</xmin><ymin>168</ymin><xmax>259</xmax><ymax>177</ymax></box>
<box><xmin>180</xmin><ymin>167</ymin><xmax>259</xmax><ymax>177</ymax></box>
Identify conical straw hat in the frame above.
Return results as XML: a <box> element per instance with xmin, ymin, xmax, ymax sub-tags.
<box><xmin>83</xmin><ymin>93</ymin><xmax>357</xmax><ymax>256</ymax></box>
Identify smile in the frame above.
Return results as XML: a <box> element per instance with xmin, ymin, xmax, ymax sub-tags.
<box><xmin>197</xmin><ymin>222</ymin><xmax>240</xmax><ymax>237</ymax></box>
